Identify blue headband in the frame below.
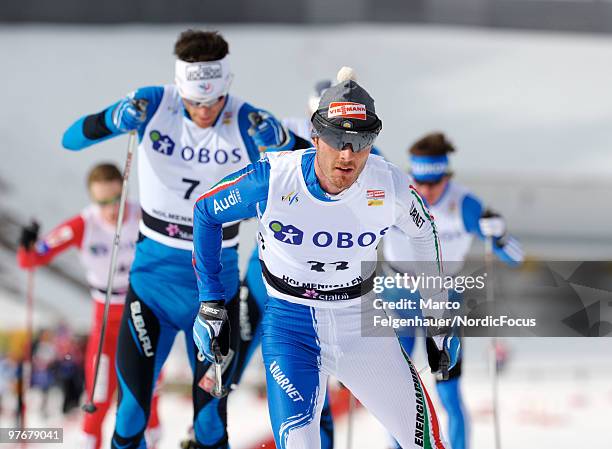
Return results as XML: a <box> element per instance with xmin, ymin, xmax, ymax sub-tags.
<box><xmin>410</xmin><ymin>154</ymin><xmax>449</xmax><ymax>182</ymax></box>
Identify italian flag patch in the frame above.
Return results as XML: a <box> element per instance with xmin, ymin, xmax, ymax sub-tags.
<box><xmin>200</xmin><ymin>170</ymin><xmax>254</xmax><ymax>200</ymax></box>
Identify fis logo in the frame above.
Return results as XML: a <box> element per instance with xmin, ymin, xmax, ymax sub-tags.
<box><xmin>213</xmin><ymin>189</ymin><xmax>242</xmax><ymax>214</ymax></box>
<box><xmin>150</xmin><ymin>130</ymin><xmax>175</xmax><ymax>155</ymax></box>
<box><xmin>269</xmin><ymin>221</ymin><xmax>304</xmax><ymax>245</ymax></box>
<box><xmin>281</xmin><ymin>191</ymin><xmax>299</xmax><ymax>205</ymax></box>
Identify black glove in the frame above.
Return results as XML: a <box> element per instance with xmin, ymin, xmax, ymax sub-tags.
<box><xmin>425</xmin><ymin>334</ymin><xmax>461</xmax><ymax>381</ymax></box>
<box><xmin>193</xmin><ymin>301</ymin><xmax>231</xmax><ymax>364</ymax></box>
<box><xmin>426</xmin><ymin>336</ymin><xmax>449</xmax><ymax>380</ymax></box>
<box><xmin>19</xmin><ymin>220</ymin><xmax>40</xmax><ymax>250</ymax></box>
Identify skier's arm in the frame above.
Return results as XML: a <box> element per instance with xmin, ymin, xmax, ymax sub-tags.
<box><xmin>62</xmin><ymin>86</ymin><xmax>163</xmax><ymax>150</ymax></box>
<box><xmin>237</xmin><ymin>104</ymin><xmax>310</xmax><ymax>163</ymax></box>
<box><xmin>391</xmin><ymin>167</ymin><xmax>443</xmax><ymax>281</ymax></box>
<box><xmin>193</xmin><ymin>159</ymin><xmax>271</xmax><ymax>302</ymax></box>
<box><xmin>461</xmin><ymin>194</ymin><xmax>524</xmax><ymax>266</ymax></box>
<box><xmin>17</xmin><ymin>215</ymin><xmax>85</xmax><ymax>269</ymax></box>
<box><xmin>392</xmin><ymin>166</ymin><xmax>460</xmax><ymax>376</ymax></box>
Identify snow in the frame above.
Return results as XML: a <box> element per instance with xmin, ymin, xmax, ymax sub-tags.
<box><xmin>3</xmin><ymin>340</ymin><xmax>611</xmax><ymax>448</ymax></box>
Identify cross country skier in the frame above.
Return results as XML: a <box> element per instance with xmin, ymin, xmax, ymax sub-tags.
<box><xmin>238</xmin><ymin>77</ymin><xmax>346</xmax><ymax>449</ymax></box>
<box><xmin>16</xmin><ymin>163</ymin><xmax>162</xmax><ymax>449</ymax></box>
<box><xmin>193</xmin><ymin>71</ymin><xmax>459</xmax><ymax>449</ymax></box>
<box><xmin>383</xmin><ymin>132</ymin><xmax>524</xmax><ymax>449</ymax></box>
<box><xmin>62</xmin><ymin>30</ymin><xmax>308</xmax><ymax>449</ymax></box>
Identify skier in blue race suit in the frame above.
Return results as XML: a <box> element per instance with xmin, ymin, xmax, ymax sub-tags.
<box><xmin>62</xmin><ymin>29</ymin><xmax>331</xmax><ymax>449</ymax></box>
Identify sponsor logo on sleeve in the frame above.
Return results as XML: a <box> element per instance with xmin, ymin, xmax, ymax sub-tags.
<box><xmin>213</xmin><ymin>189</ymin><xmax>242</xmax><ymax>214</ymax></box>
<box><xmin>409</xmin><ymin>201</ymin><xmax>425</xmax><ymax>229</ymax></box>
<box><xmin>45</xmin><ymin>225</ymin><xmax>74</xmax><ymax>249</ymax></box>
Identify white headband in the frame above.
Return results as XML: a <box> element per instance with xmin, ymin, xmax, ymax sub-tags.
<box><xmin>174</xmin><ymin>56</ymin><xmax>233</xmax><ymax>102</ymax></box>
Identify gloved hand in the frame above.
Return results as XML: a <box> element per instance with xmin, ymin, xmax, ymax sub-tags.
<box><xmin>112</xmin><ymin>93</ymin><xmax>148</xmax><ymax>132</ymax></box>
<box><xmin>479</xmin><ymin>209</ymin><xmax>506</xmax><ymax>239</ymax></box>
<box><xmin>426</xmin><ymin>333</ymin><xmax>461</xmax><ymax>380</ymax></box>
<box><xmin>193</xmin><ymin>301</ymin><xmax>230</xmax><ymax>364</ymax></box>
<box><xmin>19</xmin><ymin>220</ymin><xmax>40</xmax><ymax>250</ymax></box>
<box><xmin>247</xmin><ymin>112</ymin><xmax>292</xmax><ymax>152</ymax></box>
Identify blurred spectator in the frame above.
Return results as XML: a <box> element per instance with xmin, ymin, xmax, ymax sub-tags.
<box><xmin>31</xmin><ymin>329</ymin><xmax>57</xmax><ymax>418</ymax></box>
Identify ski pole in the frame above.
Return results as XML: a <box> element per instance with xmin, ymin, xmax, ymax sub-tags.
<box><xmin>346</xmin><ymin>392</ymin><xmax>355</xmax><ymax>449</ymax></box>
<box><xmin>485</xmin><ymin>236</ymin><xmax>501</xmax><ymax>449</ymax></box>
<box><xmin>210</xmin><ymin>341</ymin><xmax>229</xmax><ymax>399</ymax></box>
<box><xmin>83</xmin><ymin>100</ymin><xmax>146</xmax><ymax>412</ymax></box>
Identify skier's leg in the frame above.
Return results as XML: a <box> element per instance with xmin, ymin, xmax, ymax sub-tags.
<box><xmin>145</xmin><ymin>369</ymin><xmax>164</xmax><ymax>449</ymax></box>
<box><xmin>262</xmin><ymin>297</ymin><xmax>328</xmax><ymax>449</ymax></box>
<box><xmin>82</xmin><ymin>302</ymin><xmax>123</xmax><ymax>449</ymax></box>
<box><xmin>230</xmin><ymin>250</ymin><xmax>266</xmax><ymax>385</ymax></box>
<box><xmin>436</xmin><ymin>365</ymin><xmax>467</xmax><ymax>449</ymax></box>
<box><xmin>335</xmin><ymin>301</ymin><xmax>447</xmax><ymax>449</ymax></box>
<box><xmin>240</xmin><ymin>251</ymin><xmax>335</xmax><ymax>449</ymax></box>
<box><xmin>111</xmin><ymin>285</ymin><xmax>176</xmax><ymax>449</ymax></box>
<box><xmin>319</xmin><ymin>393</ymin><xmax>334</xmax><ymax>449</ymax></box>
<box><xmin>186</xmin><ymin>288</ymin><xmax>243</xmax><ymax>449</ymax></box>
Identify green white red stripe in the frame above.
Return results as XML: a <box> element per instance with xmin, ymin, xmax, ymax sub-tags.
<box><xmin>409</xmin><ymin>184</ymin><xmax>443</xmax><ymax>274</ymax></box>
<box><xmin>417</xmin><ymin>370</ymin><xmax>446</xmax><ymax>449</ymax></box>
<box><xmin>196</xmin><ymin>170</ymin><xmax>254</xmax><ymax>203</ymax></box>
<box><xmin>401</xmin><ymin>345</ymin><xmax>447</xmax><ymax>449</ymax></box>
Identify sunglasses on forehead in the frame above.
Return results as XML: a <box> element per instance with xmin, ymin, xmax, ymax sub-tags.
<box><xmin>94</xmin><ymin>194</ymin><xmax>121</xmax><ymax>206</ymax></box>
<box><xmin>182</xmin><ymin>95</ymin><xmax>226</xmax><ymax>109</ymax></box>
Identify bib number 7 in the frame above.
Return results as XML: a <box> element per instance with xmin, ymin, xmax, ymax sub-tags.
<box><xmin>182</xmin><ymin>178</ymin><xmax>201</xmax><ymax>200</ymax></box>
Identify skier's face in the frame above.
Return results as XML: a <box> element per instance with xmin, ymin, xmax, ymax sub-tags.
<box><xmin>313</xmin><ymin>137</ymin><xmax>371</xmax><ymax>194</ymax></box>
<box><xmin>89</xmin><ymin>180</ymin><xmax>122</xmax><ymax>224</ymax></box>
<box><xmin>413</xmin><ymin>176</ymin><xmax>449</xmax><ymax>206</ymax></box>
<box><xmin>182</xmin><ymin>96</ymin><xmax>227</xmax><ymax>128</ymax></box>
